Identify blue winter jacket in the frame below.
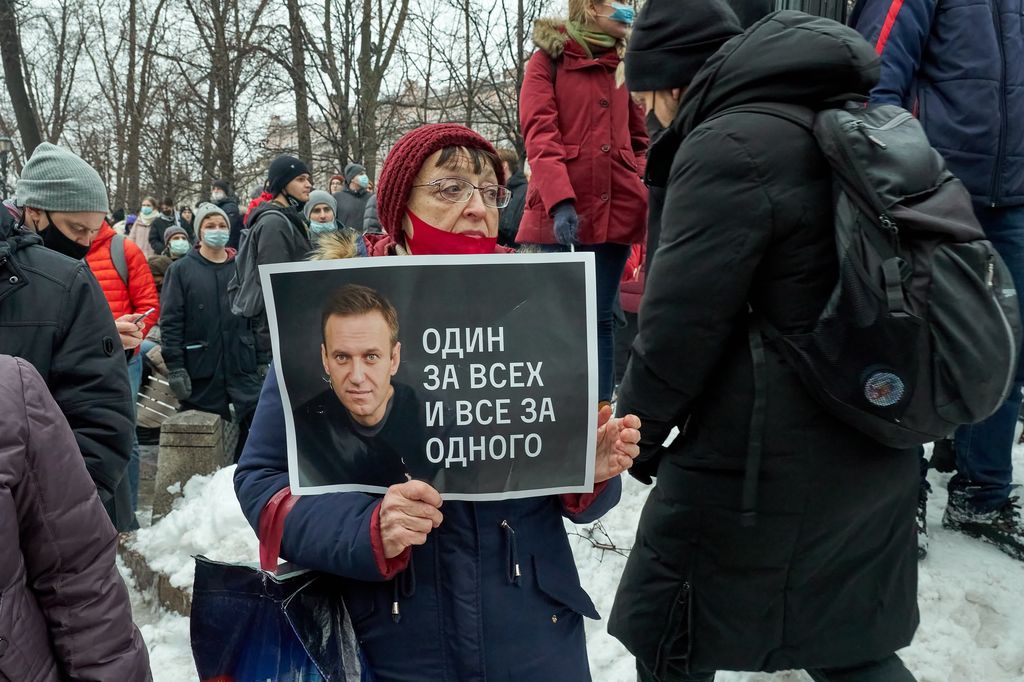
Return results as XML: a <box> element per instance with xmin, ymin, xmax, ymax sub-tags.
<box><xmin>234</xmin><ymin>368</ymin><xmax>621</xmax><ymax>681</ymax></box>
<box><xmin>851</xmin><ymin>0</ymin><xmax>1024</xmax><ymax>206</ymax></box>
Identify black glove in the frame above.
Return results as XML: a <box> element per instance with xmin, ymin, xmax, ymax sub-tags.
<box><xmin>167</xmin><ymin>368</ymin><xmax>192</xmax><ymax>401</ymax></box>
<box><xmin>551</xmin><ymin>201</ymin><xmax>579</xmax><ymax>246</ymax></box>
<box><xmin>257</xmin><ymin>363</ymin><xmax>270</xmax><ymax>379</ymax></box>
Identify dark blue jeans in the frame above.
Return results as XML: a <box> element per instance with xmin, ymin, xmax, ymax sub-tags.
<box><xmin>530</xmin><ymin>242</ymin><xmax>630</xmax><ymax>402</ymax></box>
<box><xmin>953</xmin><ymin>205</ymin><xmax>1024</xmax><ymax>511</ymax></box>
<box><xmin>127</xmin><ymin>351</ymin><xmax>143</xmax><ymax>512</ymax></box>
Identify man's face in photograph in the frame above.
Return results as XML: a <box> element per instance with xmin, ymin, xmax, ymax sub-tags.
<box><xmin>321</xmin><ymin>311</ymin><xmax>401</xmax><ymax>427</ymax></box>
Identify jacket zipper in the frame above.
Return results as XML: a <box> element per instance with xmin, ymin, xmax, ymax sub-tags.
<box><xmin>831</xmin><ymin>116</ymin><xmax>900</xmax><ymax>244</ymax></box>
<box><xmin>988</xmin><ymin>253</ymin><xmax>1018</xmax><ymax>401</ymax></box>
<box><xmin>989</xmin><ymin>7</ymin><xmax>1008</xmax><ymax>206</ymax></box>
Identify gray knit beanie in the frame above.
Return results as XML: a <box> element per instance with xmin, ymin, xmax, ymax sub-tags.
<box><xmin>303</xmin><ymin>190</ymin><xmax>338</xmax><ymax>221</ymax></box>
<box><xmin>163</xmin><ymin>225</ymin><xmax>189</xmax><ymax>244</ymax></box>
<box><xmin>16</xmin><ymin>143</ymin><xmax>110</xmax><ymax>213</ymax></box>
<box><xmin>192</xmin><ymin>202</ymin><xmax>230</xmax><ymax>235</ymax></box>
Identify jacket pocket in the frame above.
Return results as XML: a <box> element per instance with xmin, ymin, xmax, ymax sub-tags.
<box><xmin>618</xmin><ymin>147</ymin><xmax>639</xmax><ymax>172</ymax></box>
<box><xmin>653</xmin><ymin>581</ymin><xmax>693</xmax><ymax>678</ymax></box>
<box><xmin>235</xmin><ymin>333</ymin><xmax>258</xmax><ymax>374</ymax></box>
<box><xmin>184</xmin><ymin>341</ymin><xmax>215</xmax><ymax>380</ymax></box>
<box><xmin>531</xmin><ymin>554</ymin><xmax>599</xmax><ymax>620</ymax></box>
<box><xmin>0</xmin><ymin>589</ymin><xmax>46</xmax><ymax>681</ymax></box>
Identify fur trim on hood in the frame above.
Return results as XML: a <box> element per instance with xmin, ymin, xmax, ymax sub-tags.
<box><xmin>310</xmin><ymin>229</ymin><xmax>360</xmax><ymax>261</ymax></box>
<box><xmin>533</xmin><ymin>18</ymin><xmax>572</xmax><ymax>58</ymax></box>
<box><xmin>532</xmin><ymin>18</ymin><xmax>627</xmax><ymax>84</ymax></box>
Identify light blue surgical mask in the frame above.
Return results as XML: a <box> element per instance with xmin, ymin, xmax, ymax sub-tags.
<box><xmin>140</xmin><ymin>205</ymin><xmax>154</xmax><ymax>216</ymax></box>
<box><xmin>355</xmin><ymin>174</ymin><xmax>370</xmax><ymax>190</ymax></box>
<box><xmin>607</xmin><ymin>1</ymin><xmax>634</xmax><ymax>26</ymax></box>
<box><xmin>169</xmin><ymin>238</ymin><xmax>191</xmax><ymax>256</ymax></box>
<box><xmin>202</xmin><ymin>228</ymin><xmax>230</xmax><ymax>248</ymax></box>
<box><xmin>310</xmin><ymin>220</ymin><xmax>337</xmax><ymax>235</ymax></box>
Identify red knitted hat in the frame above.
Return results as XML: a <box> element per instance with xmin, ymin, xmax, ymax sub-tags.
<box><xmin>376</xmin><ymin>124</ymin><xmax>506</xmax><ymax>242</ymax></box>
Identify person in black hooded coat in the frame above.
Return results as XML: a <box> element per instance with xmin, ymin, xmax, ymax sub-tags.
<box><xmin>161</xmin><ymin>203</ymin><xmax>263</xmax><ymax>459</ymax></box>
<box><xmin>609</xmin><ymin>5</ymin><xmax>919</xmax><ymax>681</ymax></box>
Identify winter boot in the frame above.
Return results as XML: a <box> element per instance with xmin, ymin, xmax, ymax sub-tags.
<box><xmin>930</xmin><ymin>438</ymin><xmax>956</xmax><ymax>473</ymax></box>
<box><xmin>917</xmin><ymin>480</ymin><xmax>930</xmax><ymax>560</ymax></box>
<box><xmin>942</xmin><ymin>479</ymin><xmax>1024</xmax><ymax>561</ymax></box>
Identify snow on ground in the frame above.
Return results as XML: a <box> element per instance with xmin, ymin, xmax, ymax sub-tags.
<box><xmin>129</xmin><ymin>465</ymin><xmax>259</xmax><ymax>591</ymax></box>
<box><xmin>124</xmin><ymin>450</ymin><xmax>1024</xmax><ymax>681</ymax></box>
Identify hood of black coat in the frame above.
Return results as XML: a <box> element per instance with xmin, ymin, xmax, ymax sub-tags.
<box><xmin>645</xmin><ymin>12</ymin><xmax>878</xmax><ymax>185</ymax></box>
<box><xmin>0</xmin><ymin>207</ymin><xmax>41</xmax><ymax>256</ymax></box>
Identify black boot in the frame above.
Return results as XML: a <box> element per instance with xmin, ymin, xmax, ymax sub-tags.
<box><xmin>943</xmin><ymin>477</ymin><xmax>1024</xmax><ymax>562</ymax></box>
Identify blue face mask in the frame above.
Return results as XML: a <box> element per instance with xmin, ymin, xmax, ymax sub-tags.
<box><xmin>140</xmin><ymin>205</ymin><xmax>154</xmax><ymax>216</ymax></box>
<box><xmin>202</xmin><ymin>229</ymin><xmax>230</xmax><ymax>248</ymax></box>
<box><xmin>310</xmin><ymin>220</ymin><xmax>337</xmax><ymax>235</ymax></box>
<box><xmin>607</xmin><ymin>1</ymin><xmax>634</xmax><ymax>26</ymax></box>
<box><xmin>169</xmin><ymin>238</ymin><xmax>191</xmax><ymax>256</ymax></box>
<box><xmin>355</xmin><ymin>174</ymin><xmax>370</xmax><ymax>190</ymax></box>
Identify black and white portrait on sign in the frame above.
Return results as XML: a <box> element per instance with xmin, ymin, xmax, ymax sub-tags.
<box><xmin>261</xmin><ymin>253</ymin><xmax>597</xmax><ymax>501</ymax></box>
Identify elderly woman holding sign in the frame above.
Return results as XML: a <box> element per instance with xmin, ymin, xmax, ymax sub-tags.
<box><xmin>235</xmin><ymin>123</ymin><xmax>640</xmax><ymax>681</ymax></box>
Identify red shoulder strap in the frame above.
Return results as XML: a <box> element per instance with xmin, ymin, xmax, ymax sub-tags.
<box><xmin>258</xmin><ymin>487</ymin><xmax>299</xmax><ymax>572</ymax></box>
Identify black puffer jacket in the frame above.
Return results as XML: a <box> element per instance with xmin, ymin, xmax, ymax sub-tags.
<box><xmin>609</xmin><ymin>12</ymin><xmax>919</xmax><ymax>675</ymax></box>
<box><xmin>160</xmin><ymin>247</ymin><xmax>262</xmax><ymax>419</ymax></box>
<box><xmin>0</xmin><ymin>212</ymin><xmax>137</xmax><ymax>531</ymax></box>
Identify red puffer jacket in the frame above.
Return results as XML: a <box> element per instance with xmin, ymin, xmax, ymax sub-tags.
<box><xmin>516</xmin><ymin>19</ymin><xmax>648</xmax><ymax>246</ymax></box>
<box><xmin>86</xmin><ymin>223</ymin><xmax>160</xmax><ymax>344</ymax></box>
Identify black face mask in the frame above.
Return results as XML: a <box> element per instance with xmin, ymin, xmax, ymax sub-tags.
<box><xmin>645</xmin><ymin>109</ymin><xmax>664</xmax><ymax>137</ymax></box>
<box><xmin>40</xmin><ymin>212</ymin><xmax>90</xmax><ymax>260</ymax></box>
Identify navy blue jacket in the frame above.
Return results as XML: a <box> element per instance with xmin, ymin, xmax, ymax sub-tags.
<box><xmin>234</xmin><ymin>368</ymin><xmax>620</xmax><ymax>681</ymax></box>
<box><xmin>851</xmin><ymin>0</ymin><xmax>1024</xmax><ymax>206</ymax></box>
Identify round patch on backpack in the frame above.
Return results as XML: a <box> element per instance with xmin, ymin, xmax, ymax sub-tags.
<box><xmin>864</xmin><ymin>371</ymin><xmax>905</xmax><ymax>408</ymax></box>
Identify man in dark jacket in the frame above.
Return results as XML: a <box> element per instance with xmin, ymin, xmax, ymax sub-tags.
<box><xmin>496</xmin><ymin>148</ymin><xmax>527</xmax><ymax>249</ymax></box>
<box><xmin>1</xmin><ymin>144</ymin><xmax>137</xmax><ymax>531</ymax></box>
<box><xmin>332</xmin><ymin>162</ymin><xmax>371</xmax><ymax>230</ymax></box>
<box><xmin>211</xmin><ymin>179</ymin><xmax>245</xmax><ymax>250</ymax></box>
<box><xmin>852</xmin><ymin>0</ymin><xmax>1024</xmax><ymax>561</ymax></box>
<box><xmin>609</xmin><ymin>4</ymin><xmax>919</xmax><ymax>681</ymax></box>
<box><xmin>148</xmin><ymin>195</ymin><xmax>183</xmax><ymax>254</ymax></box>
<box><xmin>235</xmin><ymin>155</ymin><xmax>312</xmax><ymax>368</ymax></box>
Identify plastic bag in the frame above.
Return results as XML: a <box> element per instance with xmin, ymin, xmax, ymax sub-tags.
<box><xmin>190</xmin><ymin>555</ymin><xmax>362</xmax><ymax>682</ymax></box>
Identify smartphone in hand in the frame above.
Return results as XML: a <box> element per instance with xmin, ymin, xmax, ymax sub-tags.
<box><xmin>132</xmin><ymin>307</ymin><xmax>156</xmax><ymax>325</ymax></box>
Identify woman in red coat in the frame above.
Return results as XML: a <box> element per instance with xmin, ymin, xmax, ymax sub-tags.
<box><xmin>518</xmin><ymin>0</ymin><xmax>648</xmax><ymax>404</ymax></box>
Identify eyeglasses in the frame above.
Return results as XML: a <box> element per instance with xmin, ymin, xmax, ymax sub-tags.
<box><xmin>412</xmin><ymin>177</ymin><xmax>511</xmax><ymax>209</ymax></box>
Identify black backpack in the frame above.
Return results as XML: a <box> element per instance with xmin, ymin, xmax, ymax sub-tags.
<box><xmin>719</xmin><ymin>102</ymin><xmax>1021</xmax><ymax>450</ymax></box>
<box><xmin>227</xmin><ymin>206</ymin><xmax>291</xmax><ymax>318</ymax></box>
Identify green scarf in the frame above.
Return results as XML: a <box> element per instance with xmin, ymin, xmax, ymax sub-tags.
<box><xmin>565</xmin><ymin>21</ymin><xmax>617</xmax><ymax>58</ymax></box>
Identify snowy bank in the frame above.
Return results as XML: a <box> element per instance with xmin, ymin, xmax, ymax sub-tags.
<box><xmin>129</xmin><ymin>465</ymin><xmax>259</xmax><ymax>591</ymax></box>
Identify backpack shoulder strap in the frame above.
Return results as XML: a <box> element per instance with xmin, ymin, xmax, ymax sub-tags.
<box><xmin>111</xmin><ymin>233</ymin><xmax>129</xmax><ymax>287</ymax></box>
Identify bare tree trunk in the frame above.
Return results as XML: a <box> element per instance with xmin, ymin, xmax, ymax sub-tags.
<box><xmin>211</xmin><ymin>2</ymin><xmax>233</xmax><ymax>184</ymax></box>
<box><xmin>0</xmin><ymin>0</ymin><xmax>42</xmax><ymax>154</ymax></box>
<box><xmin>463</xmin><ymin>0</ymin><xmax>472</xmax><ymax>128</ymax></box>
<box><xmin>124</xmin><ymin>0</ymin><xmax>141</xmax><ymax>209</ymax></box>
<box><xmin>200</xmin><ymin>76</ymin><xmax>215</xmax><ymax>189</ymax></box>
<box><xmin>287</xmin><ymin>0</ymin><xmax>312</xmax><ymax>168</ymax></box>
<box><xmin>514</xmin><ymin>0</ymin><xmax>526</xmax><ymax>159</ymax></box>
